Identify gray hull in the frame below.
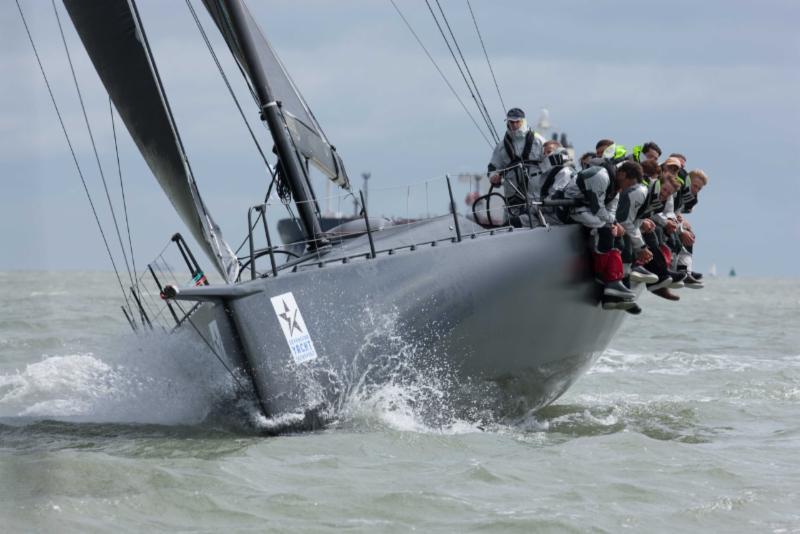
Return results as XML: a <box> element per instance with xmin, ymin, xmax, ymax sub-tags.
<box><xmin>176</xmin><ymin>217</ymin><xmax>628</xmax><ymax>428</ymax></box>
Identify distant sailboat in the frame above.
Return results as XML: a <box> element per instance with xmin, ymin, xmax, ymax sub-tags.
<box><xmin>729</xmin><ymin>267</ymin><xmax>737</xmax><ymax>277</ymax></box>
<box><xmin>708</xmin><ymin>264</ymin><xmax>718</xmax><ymax>277</ymax></box>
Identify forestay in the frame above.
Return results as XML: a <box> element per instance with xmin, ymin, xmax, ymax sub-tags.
<box><xmin>63</xmin><ymin>0</ymin><xmax>239</xmax><ymax>283</ymax></box>
<box><xmin>201</xmin><ymin>0</ymin><xmax>350</xmax><ymax>189</ymax></box>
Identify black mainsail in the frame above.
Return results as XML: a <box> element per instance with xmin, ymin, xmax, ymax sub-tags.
<box><xmin>63</xmin><ymin>0</ymin><xmax>239</xmax><ymax>282</ymax></box>
<box><xmin>201</xmin><ymin>0</ymin><xmax>350</xmax><ymax>247</ymax></box>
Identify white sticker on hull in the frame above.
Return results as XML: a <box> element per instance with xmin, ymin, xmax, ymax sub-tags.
<box><xmin>270</xmin><ymin>292</ymin><xmax>318</xmax><ymax>364</ymax></box>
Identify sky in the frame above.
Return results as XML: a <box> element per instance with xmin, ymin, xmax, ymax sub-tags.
<box><xmin>1</xmin><ymin>0</ymin><xmax>799</xmax><ymax>277</ymax></box>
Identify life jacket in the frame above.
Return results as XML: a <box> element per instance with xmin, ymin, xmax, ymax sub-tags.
<box><xmin>501</xmin><ymin>129</ymin><xmax>540</xmax><ymax>215</ymax></box>
<box><xmin>637</xmin><ymin>178</ymin><xmax>664</xmax><ymax>219</ymax></box>
<box><xmin>575</xmin><ymin>163</ymin><xmax>617</xmax><ymax>212</ymax></box>
<box><xmin>601</xmin><ymin>144</ymin><xmax>628</xmax><ymax>162</ymax></box>
<box><xmin>503</xmin><ymin>130</ymin><xmax>536</xmax><ymax>164</ymax></box>
<box><xmin>539</xmin><ymin>164</ymin><xmax>564</xmax><ymax>200</ymax></box>
<box><xmin>596</xmin><ymin>159</ymin><xmax>620</xmax><ymax>204</ymax></box>
<box><xmin>682</xmin><ymin>191</ymin><xmax>699</xmax><ymax>213</ymax></box>
<box><xmin>673</xmin><ymin>168</ymin><xmax>690</xmax><ymax>212</ymax></box>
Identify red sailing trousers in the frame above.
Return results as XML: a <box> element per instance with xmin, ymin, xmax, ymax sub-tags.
<box><xmin>593</xmin><ymin>249</ymin><xmax>624</xmax><ymax>283</ymax></box>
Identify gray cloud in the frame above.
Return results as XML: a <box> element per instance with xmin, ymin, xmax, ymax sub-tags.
<box><xmin>2</xmin><ymin>0</ymin><xmax>798</xmax><ymax>276</ymax></box>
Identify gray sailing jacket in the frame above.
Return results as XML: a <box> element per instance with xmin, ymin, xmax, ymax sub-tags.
<box><xmin>616</xmin><ymin>183</ymin><xmax>648</xmax><ymax>249</ymax></box>
<box><xmin>488</xmin><ymin>126</ymin><xmax>545</xmax><ymax>173</ymax></box>
<box><xmin>563</xmin><ymin>166</ymin><xmax>618</xmax><ymax>228</ymax></box>
<box><xmin>488</xmin><ymin>127</ymin><xmax>545</xmax><ymax>213</ymax></box>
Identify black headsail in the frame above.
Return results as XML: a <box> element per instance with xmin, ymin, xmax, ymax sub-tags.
<box><xmin>201</xmin><ymin>0</ymin><xmax>350</xmax><ymax>249</ymax></box>
<box><xmin>63</xmin><ymin>0</ymin><xmax>239</xmax><ymax>282</ymax></box>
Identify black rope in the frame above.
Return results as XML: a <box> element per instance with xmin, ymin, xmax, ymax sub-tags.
<box><xmin>51</xmin><ymin>0</ymin><xmax>138</xmax><ymax>294</ymax></box>
<box><xmin>466</xmin><ymin>0</ymin><xmax>506</xmax><ymax>115</ymax></box>
<box><xmin>389</xmin><ymin>0</ymin><xmax>493</xmax><ymax>148</ymax></box>
<box><xmin>432</xmin><ymin>0</ymin><xmax>499</xmax><ymax>142</ymax></box>
<box><xmin>16</xmin><ymin>0</ymin><xmax>135</xmax><ymax>318</ymax></box>
<box><xmin>109</xmin><ymin>97</ymin><xmax>138</xmax><ymax>297</ymax></box>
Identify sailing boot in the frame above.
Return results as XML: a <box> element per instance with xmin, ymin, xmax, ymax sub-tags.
<box><xmin>625</xmin><ymin>303</ymin><xmax>643</xmax><ymax>315</ymax></box>
<box><xmin>683</xmin><ymin>272</ymin><xmax>704</xmax><ymax>289</ymax></box>
<box><xmin>630</xmin><ymin>265</ymin><xmax>659</xmax><ymax>285</ymax></box>
<box><xmin>596</xmin><ymin>249</ymin><xmax>636</xmax><ymax>309</ymax></box>
<box><xmin>602</xmin><ymin>293</ymin><xmax>637</xmax><ymax>310</ymax></box>
<box><xmin>651</xmin><ymin>287</ymin><xmax>680</xmax><ymax>301</ymax></box>
<box><xmin>667</xmin><ymin>270</ymin><xmax>687</xmax><ymax>289</ymax></box>
<box><xmin>647</xmin><ymin>275</ymin><xmax>672</xmax><ymax>292</ymax></box>
<box><xmin>604</xmin><ymin>280</ymin><xmax>636</xmax><ymax>299</ymax></box>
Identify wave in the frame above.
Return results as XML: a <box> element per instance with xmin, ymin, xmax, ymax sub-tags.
<box><xmin>27</xmin><ymin>291</ymin><xmax>70</xmax><ymax>297</ymax></box>
<box><xmin>589</xmin><ymin>348</ymin><xmax>773</xmax><ymax>375</ymax></box>
<box><xmin>0</xmin><ymin>331</ymin><xmax>240</xmax><ymax>427</ymax></box>
<box><xmin>510</xmin><ymin>394</ymin><xmax>722</xmax><ymax>444</ymax></box>
<box><xmin>321</xmin><ymin>308</ymin><xmax>485</xmax><ymax>435</ymax></box>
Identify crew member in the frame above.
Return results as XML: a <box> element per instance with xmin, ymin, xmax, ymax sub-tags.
<box><xmin>631</xmin><ymin>141</ymin><xmax>662</xmax><ymax>163</ymax></box>
<box><xmin>563</xmin><ymin>157</ymin><xmax>641</xmax><ymax>309</ymax></box>
<box><xmin>641</xmin><ymin>157</ymin><xmax>687</xmax><ymax>300</ymax></box>
<box><xmin>487</xmin><ymin>108</ymin><xmax>545</xmax><ymax>225</ymax></box>
<box><xmin>595</xmin><ymin>139</ymin><xmax>615</xmax><ymax>157</ymax></box>
<box><xmin>673</xmin><ymin>168</ymin><xmax>709</xmax><ymax>286</ymax></box>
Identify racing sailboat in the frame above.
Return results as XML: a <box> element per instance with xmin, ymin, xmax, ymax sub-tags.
<box><xmin>62</xmin><ymin>0</ymin><xmax>630</xmax><ymax>429</ymax></box>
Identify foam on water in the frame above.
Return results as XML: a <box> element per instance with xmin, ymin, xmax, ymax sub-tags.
<box><xmin>327</xmin><ymin>309</ymin><xmax>484</xmax><ymax>435</ymax></box>
<box><xmin>0</xmin><ymin>331</ymin><xmax>239</xmax><ymax>426</ymax></box>
<box><xmin>590</xmin><ymin>348</ymin><xmax>759</xmax><ymax>375</ymax></box>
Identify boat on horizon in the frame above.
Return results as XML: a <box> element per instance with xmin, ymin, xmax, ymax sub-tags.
<box><xmin>50</xmin><ymin>0</ymin><xmax>632</xmax><ymax>431</ymax></box>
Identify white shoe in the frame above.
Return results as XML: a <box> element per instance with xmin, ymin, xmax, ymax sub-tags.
<box><xmin>630</xmin><ymin>265</ymin><xmax>659</xmax><ymax>285</ymax></box>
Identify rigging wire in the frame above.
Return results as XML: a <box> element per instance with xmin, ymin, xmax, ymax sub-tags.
<box><xmin>466</xmin><ymin>0</ymin><xmax>506</xmax><ymax>115</ymax></box>
<box><xmin>184</xmin><ymin>0</ymin><xmax>276</xmax><ymax>180</ymax></box>
<box><xmin>15</xmin><ymin>0</ymin><xmax>134</xmax><ymax>317</ymax></box>
<box><xmin>389</xmin><ymin>0</ymin><xmax>493</xmax><ymax>148</ymax></box>
<box><xmin>109</xmin><ymin>97</ymin><xmax>138</xmax><ymax>296</ymax></box>
<box><xmin>185</xmin><ymin>0</ymin><xmax>303</xmax><ymax>258</ymax></box>
<box><xmin>51</xmin><ymin>0</ymin><xmax>138</xmax><ymax>294</ymax></box>
<box><xmin>430</xmin><ymin>0</ymin><xmax>499</xmax><ymax>142</ymax></box>
<box><xmin>423</xmin><ymin>0</ymin><xmax>497</xmax><ymax>143</ymax></box>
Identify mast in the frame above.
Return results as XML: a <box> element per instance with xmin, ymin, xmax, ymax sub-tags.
<box><xmin>222</xmin><ymin>1</ymin><xmax>326</xmax><ymax>249</ymax></box>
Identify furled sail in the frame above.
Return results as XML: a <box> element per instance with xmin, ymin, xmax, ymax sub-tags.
<box><xmin>201</xmin><ymin>0</ymin><xmax>350</xmax><ymax>189</ymax></box>
<box><xmin>63</xmin><ymin>0</ymin><xmax>239</xmax><ymax>282</ymax></box>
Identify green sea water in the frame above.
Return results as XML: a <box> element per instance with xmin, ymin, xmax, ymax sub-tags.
<box><xmin>1</xmin><ymin>273</ymin><xmax>798</xmax><ymax>532</ymax></box>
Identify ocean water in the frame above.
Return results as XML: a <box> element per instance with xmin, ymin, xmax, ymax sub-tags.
<box><xmin>1</xmin><ymin>272</ymin><xmax>798</xmax><ymax>532</ymax></box>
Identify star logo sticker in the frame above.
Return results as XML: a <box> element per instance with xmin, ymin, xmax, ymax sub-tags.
<box><xmin>278</xmin><ymin>299</ymin><xmax>303</xmax><ymax>336</ymax></box>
